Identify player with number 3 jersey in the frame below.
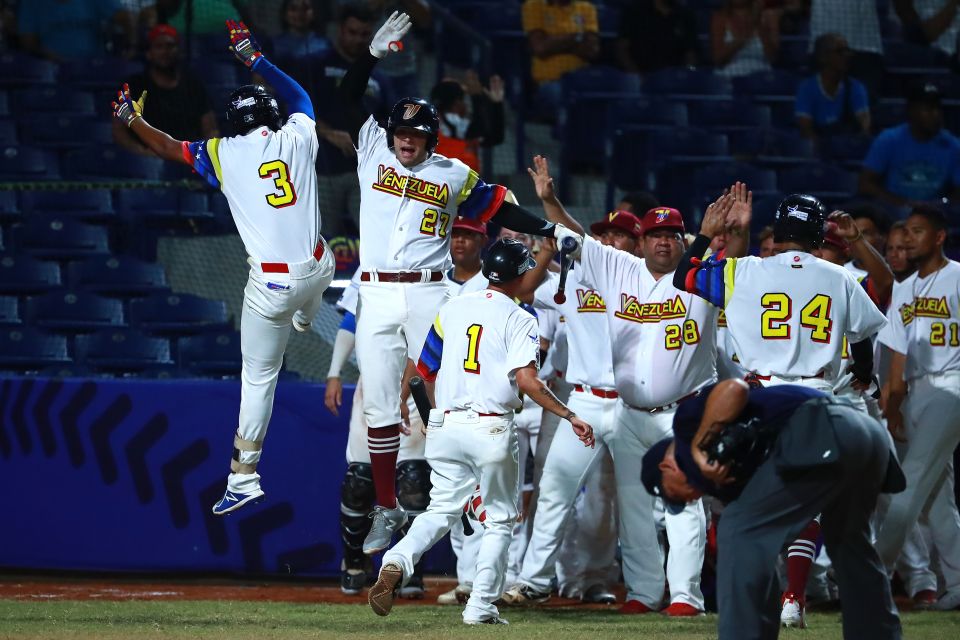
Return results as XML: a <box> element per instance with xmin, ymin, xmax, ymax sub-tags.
<box><xmin>112</xmin><ymin>20</ymin><xmax>335</xmax><ymax>515</ymax></box>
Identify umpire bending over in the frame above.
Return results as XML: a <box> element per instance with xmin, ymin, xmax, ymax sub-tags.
<box><xmin>642</xmin><ymin>379</ymin><xmax>904</xmax><ymax>640</ymax></box>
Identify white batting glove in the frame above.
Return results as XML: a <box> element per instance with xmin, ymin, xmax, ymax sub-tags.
<box><xmin>553</xmin><ymin>223</ymin><xmax>583</xmax><ymax>259</ymax></box>
<box><xmin>369</xmin><ymin>11</ymin><xmax>412</xmax><ymax>58</ymax></box>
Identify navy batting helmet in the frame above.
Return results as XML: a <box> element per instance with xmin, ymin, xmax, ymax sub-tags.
<box><xmin>226</xmin><ymin>84</ymin><xmax>281</xmax><ymax>135</ymax></box>
<box><xmin>482</xmin><ymin>238</ymin><xmax>536</xmax><ymax>284</ymax></box>
<box><xmin>773</xmin><ymin>194</ymin><xmax>828</xmax><ymax>248</ymax></box>
<box><xmin>387</xmin><ymin>97</ymin><xmax>440</xmax><ymax>153</ymax></box>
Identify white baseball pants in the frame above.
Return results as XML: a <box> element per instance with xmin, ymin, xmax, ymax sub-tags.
<box><xmin>229</xmin><ymin>247</ymin><xmax>334</xmax><ymax>494</ymax></box>
<box><xmin>383</xmin><ymin>410</ymin><xmax>520</xmax><ymax>623</ymax></box>
<box><xmin>355</xmin><ymin>280</ymin><xmax>450</xmax><ymax>428</ymax></box>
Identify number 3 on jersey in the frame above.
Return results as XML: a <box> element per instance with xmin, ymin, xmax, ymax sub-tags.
<box><xmin>259</xmin><ymin>160</ymin><xmax>297</xmax><ymax>208</ymax></box>
<box><xmin>463</xmin><ymin>324</ymin><xmax>483</xmax><ymax>373</ymax></box>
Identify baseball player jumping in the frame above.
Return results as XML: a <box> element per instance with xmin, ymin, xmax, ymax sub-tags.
<box><xmin>112</xmin><ymin>20</ymin><xmax>334</xmax><ymax>515</ymax></box>
<box><xmin>336</xmin><ymin>11</ymin><xmax>582</xmax><ymax>555</ymax></box>
<box><xmin>368</xmin><ymin>239</ymin><xmax>594</xmax><ymax>625</ymax></box>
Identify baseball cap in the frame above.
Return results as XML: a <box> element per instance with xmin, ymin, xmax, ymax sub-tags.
<box><xmin>589</xmin><ymin>210</ymin><xmax>643</xmax><ymax>239</ymax></box>
<box><xmin>148</xmin><ymin>24</ymin><xmax>180</xmax><ymax>44</ymax></box>
<box><xmin>821</xmin><ymin>226</ymin><xmax>849</xmax><ymax>253</ymax></box>
<box><xmin>907</xmin><ymin>82</ymin><xmax>941</xmax><ymax>106</ymax></box>
<box><xmin>641</xmin><ymin>207</ymin><xmax>686</xmax><ymax>235</ymax></box>
<box><xmin>452</xmin><ymin>216</ymin><xmax>487</xmax><ymax>235</ymax></box>
<box><xmin>640</xmin><ymin>438</ymin><xmax>687</xmax><ymax>515</ymax></box>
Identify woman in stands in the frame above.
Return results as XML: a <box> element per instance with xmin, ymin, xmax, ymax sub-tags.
<box><xmin>711</xmin><ymin>0</ymin><xmax>780</xmax><ymax>78</ymax></box>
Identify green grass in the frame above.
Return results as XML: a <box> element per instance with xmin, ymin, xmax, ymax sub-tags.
<box><xmin>1</xmin><ymin>601</ymin><xmax>959</xmax><ymax>639</ymax></box>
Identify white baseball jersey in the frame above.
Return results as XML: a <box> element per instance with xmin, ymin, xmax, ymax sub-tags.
<box><xmin>687</xmin><ymin>251</ymin><xmax>887</xmax><ymax>379</ymax></box>
<box><xmin>446</xmin><ymin>268</ymin><xmax>489</xmax><ymax>296</ymax></box>
<box><xmin>185</xmin><ymin>113</ymin><xmax>322</xmax><ymax>264</ymax></box>
<box><xmin>716</xmin><ymin>310</ymin><xmax>749</xmax><ymax>380</ymax></box>
<box><xmin>878</xmin><ymin>260</ymin><xmax>960</xmax><ymax>380</ymax></box>
<box><xmin>356</xmin><ymin>116</ymin><xmax>506</xmax><ymax>272</ymax></box>
<box><xmin>416</xmin><ymin>289</ymin><xmax>540</xmax><ymax>414</ymax></box>
<box><xmin>533</xmin><ymin>267</ymin><xmax>615</xmax><ymax>388</ymax></box>
<box><xmin>578</xmin><ymin>236</ymin><xmax>718</xmax><ymax>408</ymax></box>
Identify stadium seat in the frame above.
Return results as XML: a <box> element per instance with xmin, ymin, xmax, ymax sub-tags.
<box><xmin>0</xmin><ymin>53</ymin><xmax>57</xmax><ymax>87</ymax></box>
<box><xmin>0</xmin><ymin>327</ymin><xmax>70</xmax><ymax>370</ymax></box>
<box><xmin>561</xmin><ymin>66</ymin><xmax>642</xmax><ymax>99</ymax></box>
<box><xmin>645</xmin><ymin>128</ymin><xmax>730</xmax><ymax>165</ymax></box>
<box><xmin>0</xmin><ymin>190</ymin><xmax>17</xmax><ymax>223</ymax></box>
<box><xmin>178</xmin><ymin>331</ymin><xmax>243</xmax><ymax>376</ymax></box>
<box><xmin>687</xmin><ymin>100</ymin><xmax>771</xmax><ymax>132</ymax></box>
<box><xmin>693</xmin><ymin>162</ymin><xmax>778</xmax><ymax>198</ymax></box>
<box><xmin>16</xmin><ymin>216</ymin><xmax>110</xmax><ymax>258</ymax></box>
<box><xmin>68</xmin><ymin>255</ymin><xmax>168</xmax><ymax>296</ymax></box>
<box><xmin>75</xmin><ymin>328</ymin><xmax>173</xmax><ymax>372</ymax></box>
<box><xmin>751</xmin><ymin>193</ymin><xmax>787</xmax><ymax>228</ymax></box>
<box><xmin>60</xmin><ymin>58</ymin><xmax>142</xmax><ymax>89</ymax></box>
<box><xmin>192</xmin><ymin>61</ymin><xmax>241</xmax><ymax>88</ymax></box>
<box><xmin>116</xmin><ymin>188</ymin><xmax>180</xmax><ymax>225</ymax></box>
<box><xmin>821</xmin><ymin>134</ymin><xmax>873</xmax><ymax>170</ymax></box>
<box><xmin>643</xmin><ymin>68</ymin><xmax>732</xmax><ymax>100</ymax></box>
<box><xmin>0</xmin><ymin>295</ymin><xmax>20</xmax><ymax>325</ymax></box>
<box><xmin>779</xmin><ymin>164</ymin><xmax>858</xmax><ymax>202</ymax></box>
<box><xmin>21</xmin><ymin>189</ymin><xmax>115</xmax><ymax>221</ymax></box>
<box><xmin>873</xmin><ymin>100</ymin><xmax>906</xmax><ymax>130</ymax></box>
<box><xmin>884</xmin><ymin>42</ymin><xmax>950</xmax><ymax>75</ymax></box>
<box><xmin>732</xmin><ymin>70</ymin><xmax>801</xmax><ymax>103</ymax></box>
<box><xmin>777</xmin><ymin>36</ymin><xmax>811</xmax><ymax>71</ymax></box>
<box><xmin>0</xmin><ymin>91</ymin><xmax>8</xmax><ymax>116</ymax></box>
<box><xmin>0</xmin><ymin>254</ymin><xmax>61</xmax><ymax>294</ymax></box>
<box><xmin>0</xmin><ymin>146</ymin><xmax>60</xmax><ymax>181</ymax></box>
<box><xmin>129</xmin><ymin>292</ymin><xmax>230</xmax><ymax>334</ymax></box>
<box><xmin>19</xmin><ymin>116</ymin><xmax>113</xmax><ymax>150</ymax></box>
<box><xmin>24</xmin><ymin>291</ymin><xmax>125</xmax><ymax>332</ymax></box>
<box><xmin>755</xmin><ymin>128</ymin><xmax>816</xmax><ymax>167</ymax></box>
<box><xmin>452</xmin><ymin>2</ymin><xmax>522</xmax><ymax>33</ymax></box>
<box><xmin>13</xmin><ymin>87</ymin><xmax>96</xmax><ymax>117</ymax></box>
<box><xmin>38</xmin><ymin>363</ymin><xmax>96</xmax><ymax>378</ymax></box>
<box><xmin>64</xmin><ymin>148</ymin><xmax>164</xmax><ymax>181</ymax></box>
<box><xmin>0</xmin><ymin>120</ymin><xmax>15</xmax><ymax>145</ymax></box>
<box><xmin>607</xmin><ymin>98</ymin><xmax>688</xmax><ymax>132</ymax></box>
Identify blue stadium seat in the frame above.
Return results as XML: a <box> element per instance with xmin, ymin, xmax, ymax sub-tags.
<box><xmin>0</xmin><ymin>53</ymin><xmax>57</xmax><ymax>87</ymax></box>
<box><xmin>21</xmin><ymin>189</ymin><xmax>115</xmax><ymax>221</ymax></box>
<box><xmin>0</xmin><ymin>146</ymin><xmax>60</xmax><ymax>180</ymax></box>
<box><xmin>0</xmin><ymin>295</ymin><xmax>20</xmax><ymax>325</ymax></box>
<box><xmin>75</xmin><ymin>328</ymin><xmax>172</xmax><ymax>372</ymax></box>
<box><xmin>687</xmin><ymin>100</ymin><xmax>771</xmax><ymax>132</ymax></box>
<box><xmin>452</xmin><ymin>2</ymin><xmax>522</xmax><ymax>33</ymax></box>
<box><xmin>779</xmin><ymin>164</ymin><xmax>858</xmax><ymax>202</ymax></box>
<box><xmin>13</xmin><ymin>87</ymin><xmax>96</xmax><ymax>117</ymax></box>
<box><xmin>645</xmin><ymin>128</ymin><xmax>730</xmax><ymax>165</ymax></box>
<box><xmin>0</xmin><ymin>327</ymin><xmax>70</xmax><ymax>370</ymax></box>
<box><xmin>192</xmin><ymin>61</ymin><xmax>241</xmax><ymax>87</ymax></box>
<box><xmin>19</xmin><ymin>115</ymin><xmax>113</xmax><ymax>150</ymax></box>
<box><xmin>561</xmin><ymin>66</ymin><xmax>642</xmax><ymax>99</ymax></box>
<box><xmin>116</xmin><ymin>188</ymin><xmax>179</xmax><ymax>225</ymax></box>
<box><xmin>607</xmin><ymin>98</ymin><xmax>688</xmax><ymax>132</ymax></box>
<box><xmin>643</xmin><ymin>68</ymin><xmax>732</xmax><ymax>100</ymax></box>
<box><xmin>64</xmin><ymin>148</ymin><xmax>164</xmax><ymax>181</ymax></box>
<box><xmin>60</xmin><ymin>58</ymin><xmax>142</xmax><ymax>89</ymax></box>
<box><xmin>0</xmin><ymin>254</ymin><xmax>61</xmax><ymax>294</ymax></box>
<box><xmin>0</xmin><ymin>191</ymin><xmax>17</xmax><ymax>223</ymax></box>
<box><xmin>68</xmin><ymin>255</ymin><xmax>168</xmax><ymax>296</ymax></box>
<box><xmin>873</xmin><ymin>100</ymin><xmax>906</xmax><ymax>130</ymax></box>
<box><xmin>0</xmin><ymin>92</ymin><xmax>8</xmax><ymax>117</ymax></box>
<box><xmin>0</xmin><ymin>120</ymin><xmax>15</xmax><ymax>145</ymax></box>
<box><xmin>17</xmin><ymin>216</ymin><xmax>110</xmax><ymax>258</ymax></box>
<box><xmin>39</xmin><ymin>363</ymin><xmax>96</xmax><ymax>378</ymax></box>
<box><xmin>821</xmin><ymin>134</ymin><xmax>872</xmax><ymax>170</ymax></box>
<box><xmin>129</xmin><ymin>292</ymin><xmax>229</xmax><ymax>334</ymax></box>
<box><xmin>755</xmin><ymin>128</ymin><xmax>816</xmax><ymax>166</ymax></box>
<box><xmin>693</xmin><ymin>162</ymin><xmax>778</xmax><ymax>198</ymax></box>
<box><xmin>884</xmin><ymin>42</ymin><xmax>950</xmax><ymax>74</ymax></box>
<box><xmin>25</xmin><ymin>291</ymin><xmax>125</xmax><ymax>332</ymax></box>
<box><xmin>732</xmin><ymin>70</ymin><xmax>801</xmax><ymax>102</ymax></box>
<box><xmin>777</xmin><ymin>36</ymin><xmax>811</xmax><ymax>71</ymax></box>
<box><xmin>751</xmin><ymin>193</ymin><xmax>786</xmax><ymax>228</ymax></box>
<box><xmin>178</xmin><ymin>330</ymin><xmax>242</xmax><ymax>376</ymax></box>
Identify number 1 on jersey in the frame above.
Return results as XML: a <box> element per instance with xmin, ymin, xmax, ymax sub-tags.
<box><xmin>463</xmin><ymin>323</ymin><xmax>483</xmax><ymax>373</ymax></box>
<box><xmin>259</xmin><ymin>160</ymin><xmax>297</xmax><ymax>208</ymax></box>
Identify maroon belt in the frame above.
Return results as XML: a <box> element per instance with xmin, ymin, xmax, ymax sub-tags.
<box><xmin>361</xmin><ymin>270</ymin><xmax>444</xmax><ymax>283</ymax></box>
<box><xmin>753</xmin><ymin>371</ymin><xmax>825</xmax><ymax>382</ymax></box>
<box><xmin>573</xmin><ymin>384</ymin><xmax>619</xmax><ymax>399</ymax></box>
<box><xmin>261</xmin><ymin>242</ymin><xmax>325</xmax><ymax>273</ymax></box>
<box><xmin>445</xmin><ymin>410</ymin><xmax>505</xmax><ymax>417</ymax></box>
<box><xmin>628</xmin><ymin>390</ymin><xmax>701</xmax><ymax>414</ymax></box>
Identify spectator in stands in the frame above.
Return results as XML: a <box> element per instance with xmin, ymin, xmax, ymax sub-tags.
<box><xmin>271</xmin><ymin>0</ymin><xmax>330</xmax><ymax>61</ymax></box>
<box><xmin>113</xmin><ymin>24</ymin><xmax>219</xmax><ymax>157</ymax></box>
<box><xmin>18</xmin><ymin>0</ymin><xmax>137</xmax><ymax>62</ymax></box>
<box><xmin>757</xmin><ymin>225</ymin><xmax>776</xmax><ymax>257</ymax></box>
<box><xmin>616</xmin><ymin>190</ymin><xmax>659</xmax><ymax>214</ymax></box>
<box><xmin>615</xmin><ymin>0</ymin><xmax>698</xmax><ymax>74</ymax></box>
<box><xmin>429</xmin><ymin>71</ymin><xmax>505</xmax><ymax>172</ymax></box>
<box><xmin>885</xmin><ymin>221</ymin><xmax>916</xmax><ymax>281</ymax></box>
<box><xmin>809</xmin><ymin>0</ymin><xmax>883</xmax><ymax>103</ymax></box>
<box><xmin>858</xmin><ymin>83</ymin><xmax>960</xmax><ymax>209</ymax></box>
<box><xmin>710</xmin><ymin>0</ymin><xmax>779</xmax><ymax>78</ymax></box>
<box><xmin>893</xmin><ymin>0</ymin><xmax>960</xmax><ymax>60</ymax></box>
<box><xmin>147</xmin><ymin>0</ymin><xmax>253</xmax><ymax>35</ymax></box>
<box><xmin>291</xmin><ymin>2</ymin><xmax>384</xmax><ymax>235</ymax></box>
<box><xmin>795</xmin><ymin>33</ymin><xmax>871</xmax><ymax>144</ymax></box>
<box><xmin>522</xmin><ymin>0</ymin><xmax>600</xmax><ymax>115</ymax></box>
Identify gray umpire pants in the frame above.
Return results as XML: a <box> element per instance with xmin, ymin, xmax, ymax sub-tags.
<box><xmin>716</xmin><ymin>400</ymin><xmax>902</xmax><ymax>640</ymax></box>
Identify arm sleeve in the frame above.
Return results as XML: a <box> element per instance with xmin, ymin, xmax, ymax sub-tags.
<box><xmin>337</xmin><ymin>50</ymin><xmax>380</xmax><ymax>145</ymax></box>
<box><xmin>456</xmin><ymin>169</ymin><xmax>509</xmax><ymax>223</ymax></box>
<box><xmin>673</xmin><ymin>234</ymin><xmax>731</xmax><ymax>308</ymax></box>
<box><xmin>490</xmin><ymin>200</ymin><xmax>556</xmax><ymax>237</ymax></box>
<box><xmin>507</xmin><ymin>312</ymin><xmax>541</xmax><ymax>373</ymax></box>
<box><xmin>252</xmin><ymin>56</ymin><xmax>313</xmax><ymax>120</ymax></box>
<box><xmin>416</xmin><ymin>315</ymin><xmax>445</xmax><ymax>382</ymax></box>
<box><xmin>180</xmin><ymin>139</ymin><xmax>223</xmax><ymax>189</ymax></box>
<box><xmin>863</xmin><ymin>130</ymin><xmax>893</xmax><ymax>174</ymax></box>
<box><xmin>848</xmin><ymin>338</ymin><xmax>875</xmax><ymax>382</ymax></box>
<box><xmin>327</xmin><ymin>327</ymin><xmax>356</xmax><ymax>379</ymax></box>
<box><xmin>845</xmin><ymin>277</ymin><xmax>889</xmax><ymax>343</ymax></box>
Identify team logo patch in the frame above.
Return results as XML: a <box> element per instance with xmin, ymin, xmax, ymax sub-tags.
<box><xmin>402</xmin><ymin>103</ymin><xmax>421</xmax><ymax>120</ymax></box>
<box><xmin>266</xmin><ymin>282</ymin><xmax>291</xmax><ymax>291</ymax></box>
<box><xmin>655</xmin><ymin>209</ymin><xmax>670</xmax><ymax>223</ymax></box>
<box><xmin>786</xmin><ymin>204</ymin><xmax>808</xmax><ymax>221</ymax></box>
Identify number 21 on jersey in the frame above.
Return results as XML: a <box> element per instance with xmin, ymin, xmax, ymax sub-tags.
<box><xmin>259</xmin><ymin>160</ymin><xmax>297</xmax><ymax>208</ymax></box>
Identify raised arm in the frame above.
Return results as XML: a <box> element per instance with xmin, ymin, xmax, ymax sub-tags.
<box><xmin>112</xmin><ymin>85</ymin><xmax>188</xmax><ymax>164</ymax></box>
<box><xmin>527</xmin><ymin>154</ymin><xmax>584</xmax><ymax>235</ymax></box>
<box><xmin>829</xmin><ymin>211</ymin><xmax>894</xmax><ymax>306</ymax></box>
<box><xmin>673</xmin><ymin>193</ymin><xmax>736</xmax><ymax>302</ymax></box>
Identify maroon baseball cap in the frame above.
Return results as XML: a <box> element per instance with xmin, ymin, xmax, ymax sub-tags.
<box><xmin>641</xmin><ymin>207</ymin><xmax>685</xmax><ymax>235</ymax></box>
<box><xmin>452</xmin><ymin>216</ymin><xmax>487</xmax><ymax>235</ymax></box>
<box><xmin>590</xmin><ymin>210</ymin><xmax>643</xmax><ymax>239</ymax></box>
<box><xmin>821</xmin><ymin>226</ymin><xmax>849</xmax><ymax>253</ymax></box>
<box><xmin>148</xmin><ymin>24</ymin><xmax>180</xmax><ymax>44</ymax></box>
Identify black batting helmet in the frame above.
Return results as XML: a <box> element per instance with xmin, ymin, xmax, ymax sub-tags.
<box><xmin>482</xmin><ymin>238</ymin><xmax>536</xmax><ymax>284</ymax></box>
<box><xmin>773</xmin><ymin>194</ymin><xmax>828</xmax><ymax>248</ymax></box>
<box><xmin>387</xmin><ymin>97</ymin><xmax>440</xmax><ymax>153</ymax></box>
<box><xmin>226</xmin><ymin>84</ymin><xmax>281</xmax><ymax>135</ymax></box>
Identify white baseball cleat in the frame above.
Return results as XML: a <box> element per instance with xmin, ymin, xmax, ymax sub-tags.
<box><xmin>780</xmin><ymin>592</ymin><xmax>806</xmax><ymax>628</ymax></box>
<box><xmin>291</xmin><ymin>312</ymin><xmax>311</xmax><ymax>333</ymax></box>
<box><xmin>437</xmin><ymin>584</ymin><xmax>471</xmax><ymax>605</ymax></box>
<box><xmin>501</xmin><ymin>584</ymin><xmax>550</xmax><ymax>606</ymax></box>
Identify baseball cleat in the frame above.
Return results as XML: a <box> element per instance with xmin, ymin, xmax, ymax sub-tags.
<box><xmin>933</xmin><ymin>589</ymin><xmax>960</xmax><ymax>611</ymax></box>
<box><xmin>912</xmin><ymin>589</ymin><xmax>938</xmax><ymax>611</ymax></box>
<box><xmin>662</xmin><ymin>602</ymin><xmax>705</xmax><ymax>617</ymax></box>
<box><xmin>368</xmin><ymin>562</ymin><xmax>403</xmax><ymax>616</ymax></box>
<box><xmin>437</xmin><ymin>588</ymin><xmax>459</xmax><ymax>605</ymax></box>
<box><xmin>464</xmin><ymin>616</ymin><xmax>509</xmax><ymax>625</ymax></box>
<box><xmin>780</xmin><ymin>592</ymin><xmax>806</xmax><ymax>628</ymax></box>
<box><xmin>292</xmin><ymin>312</ymin><xmax>311</xmax><ymax>333</ymax></box>
<box><xmin>398</xmin><ymin>574</ymin><xmax>425</xmax><ymax>599</ymax></box>
<box><xmin>619</xmin><ymin>600</ymin><xmax>657</xmax><ymax>614</ymax></box>
<box><xmin>211</xmin><ymin>487</ymin><xmax>264</xmax><ymax>515</ymax></box>
<box><xmin>501</xmin><ymin>584</ymin><xmax>550</xmax><ymax>606</ymax></box>
<box><xmin>437</xmin><ymin>584</ymin><xmax>472</xmax><ymax>604</ymax></box>
<box><xmin>340</xmin><ymin>558</ymin><xmax>372</xmax><ymax>595</ymax></box>
<box><xmin>582</xmin><ymin>584</ymin><xmax>617</xmax><ymax>605</ymax></box>
<box><xmin>363</xmin><ymin>505</ymin><xmax>408</xmax><ymax>555</ymax></box>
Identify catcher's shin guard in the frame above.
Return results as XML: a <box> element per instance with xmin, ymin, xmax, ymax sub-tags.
<box><xmin>341</xmin><ymin>462</ymin><xmax>376</xmax><ymax>566</ymax></box>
